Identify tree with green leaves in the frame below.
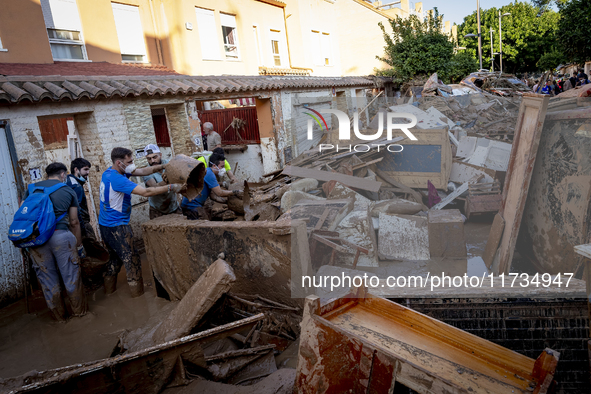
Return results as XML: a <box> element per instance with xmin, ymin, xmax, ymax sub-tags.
<box><xmin>556</xmin><ymin>0</ymin><xmax>591</xmax><ymax>64</ymax></box>
<box><xmin>457</xmin><ymin>1</ymin><xmax>562</xmax><ymax>73</ymax></box>
<box><xmin>376</xmin><ymin>8</ymin><xmax>477</xmax><ymax>83</ymax></box>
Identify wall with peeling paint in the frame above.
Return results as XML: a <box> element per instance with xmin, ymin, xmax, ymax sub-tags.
<box><xmin>520</xmin><ymin>119</ymin><xmax>591</xmax><ymax>274</ymax></box>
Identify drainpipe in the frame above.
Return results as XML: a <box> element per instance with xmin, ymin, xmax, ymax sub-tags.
<box><xmin>282</xmin><ymin>6</ymin><xmax>313</xmax><ymax>73</ymax></box>
<box><xmin>148</xmin><ymin>0</ymin><xmax>164</xmax><ymax>65</ymax></box>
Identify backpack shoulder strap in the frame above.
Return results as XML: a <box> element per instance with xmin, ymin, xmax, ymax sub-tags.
<box><xmin>45</xmin><ymin>183</ymin><xmax>67</xmax><ymax>194</ymax></box>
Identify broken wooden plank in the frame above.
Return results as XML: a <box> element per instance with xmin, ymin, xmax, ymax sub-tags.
<box><xmin>431</xmin><ymin>182</ymin><xmax>469</xmax><ymax>210</ymax></box>
<box><xmin>2</xmin><ymin>314</ymin><xmax>265</xmax><ymax>394</ymax></box>
<box><xmin>483</xmin><ymin>213</ymin><xmax>505</xmax><ymax>268</ymax></box>
<box><xmin>282</xmin><ymin>165</ymin><xmax>381</xmax><ymax>193</ymax></box>
<box><xmin>296</xmin><ymin>294</ymin><xmax>559</xmax><ymax>394</ymax></box>
<box><xmin>288</xmin><ymin>199</ymin><xmax>354</xmax><ymax>232</ymax></box>
<box><xmin>352</xmin><ymin>157</ymin><xmax>383</xmax><ymax>170</ymax></box>
<box><xmin>574</xmin><ymin>244</ymin><xmax>591</xmax><ymax>260</ymax></box>
<box><xmin>375</xmin><ymin>169</ymin><xmax>426</xmax><ymax>209</ymax></box>
<box><xmin>494</xmin><ymin>95</ymin><xmax>549</xmax><ymax>275</ymax></box>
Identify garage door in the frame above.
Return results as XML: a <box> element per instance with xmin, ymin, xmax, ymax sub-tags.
<box><xmin>0</xmin><ymin>124</ymin><xmax>23</xmax><ymax>304</ymax></box>
<box><xmin>294</xmin><ymin>101</ymin><xmax>332</xmax><ymax>156</ymax></box>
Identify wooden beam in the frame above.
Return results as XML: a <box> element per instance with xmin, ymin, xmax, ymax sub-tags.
<box><xmin>494</xmin><ymin>95</ymin><xmax>549</xmax><ymax>275</ymax></box>
<box><xmin>282</xmin><ymin>165</ymin><xmax>381</xmax><ymax>192</ymax></box>
<box><xmin>431</xmin><ymin>182</ymin><xmax>469</xmax><ymax>210</ymax></box>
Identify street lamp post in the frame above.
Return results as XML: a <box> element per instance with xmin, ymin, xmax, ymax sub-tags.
<box><xmin>490</xmin><ymin>27</ymin><xmax>494</xmax><ymax>72</ymax></box>
<box><xmin>499</xmin><ymin>11</ymin><xmax>511</xmax><ymax>75</ymax></box>
<box><xmin>464</xmin><ymin>0</ymin><xmax>483</xmax><ymax>70</ymax></box>
<box><xmin>476</xmin><ymin>0</ymin><xmax>482</xmax><ymax>70</ymax></box>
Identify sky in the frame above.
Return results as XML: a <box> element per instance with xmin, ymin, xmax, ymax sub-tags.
<box><xmin>418</xmin><ymin>0</ymin><xmax>519</xmax><ymax>25</ymax></box>
<box><xmin>384</xmin><ymin>1</ymin><xmax>556</xmax><ymax>26</ymax></box>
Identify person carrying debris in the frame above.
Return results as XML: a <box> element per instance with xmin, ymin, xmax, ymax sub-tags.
<box><xmin>99</xmin><ymin>147</ymin><xmax>185</xmax><ymax>297</ymax></box>
<box><xmin>202</xmin><ymin>122</ymin><xmax>222</xmax><ymax>150</ymax></box>
<box><xmin>181</xmin><ymin>152</ymin><xmax>241</xmax><ymax>220</ymax></box>
<box><xmin>67</xmin><ymin>158</ymin><xmax>95</xmax><ymax>239</ymax></box>
<box><xmin>196</xmin><ymin>147</ymin><xmax>238</xmax><ymax>184</ymax></box>
<box><xmin>23</xmin><ymin>163</ymin><xmax>87</xmax><ymax>321</ymax></box>
<box><xmin>142</xmin><ymin>144</ymin><xmax>182</xmax><ymax>219</ymax></box>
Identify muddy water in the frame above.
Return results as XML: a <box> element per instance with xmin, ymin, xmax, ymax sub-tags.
<box><xmin>0</xmin><ymin>255</ymin><xmax>175</xmax><ymax>379</ymax></box>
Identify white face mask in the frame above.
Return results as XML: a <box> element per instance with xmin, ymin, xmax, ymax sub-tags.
<box><xmin>217</xmin><ymin>168</ymin><xmax>227</xmax><ymax>177</ymax></box>
<box><xmin>123</xmin><ymin>163</ymin><xmax>136</xmax><ymax>174</ymax></box>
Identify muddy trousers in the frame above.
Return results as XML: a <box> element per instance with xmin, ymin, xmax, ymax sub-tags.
<box><xmin>29</xmin><ymin>230</ymin><xmax>87</xmax><ymax>321</ymax></box>
<box><xmin>99</xmin><ymin>224</ymin><xmax>144</xmax><ymax>297</ymax></box>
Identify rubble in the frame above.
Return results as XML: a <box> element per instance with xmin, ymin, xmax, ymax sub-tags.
<box><xmin>378</xmin><ymin>213</ymin><xmax>430</xmax><ymax>261</ymax></box>
<box><xmin>427</xmin><ymin>209</ymin><xmax>467</xmax><ymax>258</ymax></box>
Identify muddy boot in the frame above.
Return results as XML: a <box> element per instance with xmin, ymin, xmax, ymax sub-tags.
<box><xmin>104</xmin><ymin>275</ymin><xmax>117</xmax><ymax>295</ymax></box>
<box><xmin>128</xmin><ymin>280</ymin><xmax>144</xmax><ymax>298</ymax></box>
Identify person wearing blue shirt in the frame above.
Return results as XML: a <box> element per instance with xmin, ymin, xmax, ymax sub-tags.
<box><xmin>99</xmin><ymin>147</ymin><xmax>184</xmax><ymax>297</ymax></box>
<box><xmin>67</xmin><ymin>158</ymin><xmax>94</xmax><ymax>238</ymax></box>
<box><xmin>541</xmin><ymin>80</ymin><xmax>554</xmax><ymax>96</ymax></box>
<box><xmin>181</xmin><ymin>153</ymin><xmax>242</xmax><ymax>220</ymax></box>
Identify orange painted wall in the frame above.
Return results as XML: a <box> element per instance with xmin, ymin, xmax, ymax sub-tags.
<box><xmin>0</xmin><ymin>0</ymin><xmax>53</xmax><ymax>63</ymax></box>
<box><xmin>77</xmin><ymin>0</ymin><xmax>162</xmax><ymax>64</ymax></box>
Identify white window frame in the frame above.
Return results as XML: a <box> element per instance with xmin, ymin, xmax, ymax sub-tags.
<box><xmin>41</xmin><ymin>0</ymin><xmax>89</xmax><ymax>61</ymax></box>
<box><xmin>220</xmin><ymin>13</ymin><xmax>240</xmax><ymax>60</ymax></box>
<box><xmin>0</xmin><ymin>36</ymin><xmax>6</xmax><ymax>52</ymax></box>
<box><xmin>311</xmin><ymin>30</ymin><xmax>331</xmax><ymax>67</ymax></box>
<box><xmin>269</xmin><ymin>29</ymin><xmax>285</xmax><ymax>68</ymax></box>
<box><xmin>111</xmin><ymin>2</ymin><xmax>148</xmax><ymax>63</ymax></box>
<box><xmin>321</xmin><ymin>32</ymin><xmax>331</xmax><ymax>66</ymax></box>
<box><xmin>195</xmin><ymin>7</ymin><xmax>221</xmax><ymax>61</ymax></box>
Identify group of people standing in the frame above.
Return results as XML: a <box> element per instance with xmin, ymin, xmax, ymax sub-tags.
<box><xmin>530</xmin><ymin>69</ymin><xmax>590</xmax><ymax>96</ymax></box>
<box><xmin>23</xmin><ymin>122</ymin><xmax>241</xmax><ymax>321</ymax></box>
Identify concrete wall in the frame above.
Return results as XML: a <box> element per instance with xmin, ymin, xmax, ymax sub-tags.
<box><xmin>142</xmin><ymin>216</ymin><xmax>311</xmax><ymax>308</ymax></box>
<box><xmin>336</xmin><ymin>0</ymin><xmax>392</xmax><ymax>75</ymax></box>
<box><xmin>225</xmin><ymin>144</ymin><xmax>265</xmax><ymax>183</ymax></box>
<box><xmin>161</xmin><ymin>0</ymin><xmax>287</xmax><ymax>76</ymax></box>
<box><xmin>0</xmin><ymin>0</ymin><xmax>53</xmax><ymax>63</ymax></box>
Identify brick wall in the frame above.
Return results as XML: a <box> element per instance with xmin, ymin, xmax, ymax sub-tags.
<box><xmin>403</xmin><ymin>298</ymin><xmax>589</xmax><ymax>393</ymax></box>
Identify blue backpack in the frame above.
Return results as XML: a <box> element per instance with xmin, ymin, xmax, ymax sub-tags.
<box><xmin>8</xmin><ymin>183</ymin><xmax>68</xmax><ymax>248</ymax></box>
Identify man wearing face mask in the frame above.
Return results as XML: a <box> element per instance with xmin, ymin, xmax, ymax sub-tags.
<box><xmin>196</xmin><ymin>147</ymin><xmax>238</xmax><ymax>184</ymax></box>
<box><xmin>24</xmin><ymin>162</ymin><xmax>87</xmax><ymax>321</ymax></box>
<box><xmin>181</xmin><ymin>153</ymin><xmax>242</xmax><ymax>220</ymax></box>
<box><xmin>67</xmin><ymin>158</ymin><xmax>95</xmax><ymax>239</ymax></box>
<box><xmin>99</xmin><ymin>147</ymin><xmax>184</xmax><ymax>297</ymax></box>
<box><xmin>143</xmin><ymin>144</ymin><xmax>182</xmax><ymax>219</ymax></box>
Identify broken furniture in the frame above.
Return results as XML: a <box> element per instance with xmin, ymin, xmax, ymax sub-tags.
<box><xmin>142</xmin><ymin>216</ymin><xmax>311</xmax><ymax>308</ymax></box>
<box><xmin>521</xmin><ymin>106</ymin><xmax>591</xmax><ymax>274</ymax></box>
<box><xmin>375</xmin><ymin>127</ymin><xmax>452</xmax><ymax>190</ymax></box>
<box><xmin>285</xmin><ymin>198</ymin><xmax>353</xmax><ymax>232</ymax></box>
<box><xmin>119</xmin><ymin>259</ymin><xmax>237</xmax><ymax>353</ymax></box>
<box><xmin>428</xmin><ymin>209</ymin><xmax>467</xmax><ymax>258</ymax></box>
<box><xmin>308</xmin><ymin>230</ymin><xmax>369</xmax><ymax>269</ymax></box>
<box><xmin>296</xmin><ymin>290</ymin><xmax>560</xmax><ymax>393</ymax></box>
<box><xmin>464</xmin><ymin>180</ymin><xmax>502</xmax><ymax>219</ymax></box>
<box><xmin>490</xmin><ymin>94</ymin><xmax>549</xmax><ymax>274</ymax></box>
<box><xmin>378</xmin><ymin>213</ymin><xmax>430</xmax><ymax>261</ymax></box>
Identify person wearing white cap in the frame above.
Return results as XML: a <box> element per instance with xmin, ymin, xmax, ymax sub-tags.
<box><xmin>143</xmin><ymin>144</ymin><xmax>182</xmax><ymax>220</ymax></box>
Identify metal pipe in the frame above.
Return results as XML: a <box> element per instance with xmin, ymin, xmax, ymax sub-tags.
<box><xmin>499</xmin><ymin>10</ymin><xmax>503</xmax><ymax>74</ymax></box>
<box><xmin>490</xmin><ymin>27</ymin><xmax>494</xmax><ymax>72</ymax></box>
<box><xmin>477</xmin><ymin>0</ymin><xmax>482</xmax><ymax>70</ymax></box>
